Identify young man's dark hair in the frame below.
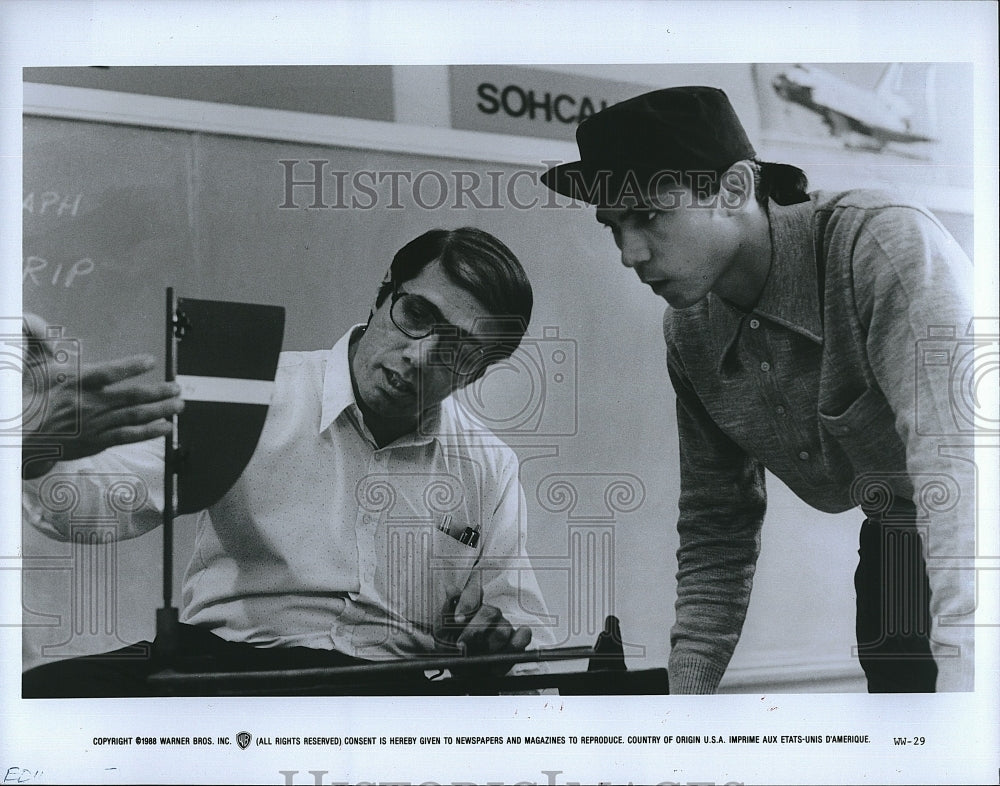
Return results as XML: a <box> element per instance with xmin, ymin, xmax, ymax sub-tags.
<box><xmin>691</xmin><ymin>160</ymin><xmax>810</xmax><ymax>207</ymax></box>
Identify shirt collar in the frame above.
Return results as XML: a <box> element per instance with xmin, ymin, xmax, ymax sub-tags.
<box><xmin>754</xmin><ymin>197</ymin><xmax>824</xmax><ymax>341</ymax></box>
<box><xmin>319</xmin><ymin>325</ymin><xmax>445</xmax><ymax>444</ymax></box>
<box><xmin>714</xmin><ymin>197</ymin><xmax>823</xmax><ymax>372</ymax></box>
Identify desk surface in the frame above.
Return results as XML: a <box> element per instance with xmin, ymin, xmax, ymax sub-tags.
<box><xmin>147</xmin><ymin>645</ymin><xmax>668</xmax><ymax>695</ymax></box>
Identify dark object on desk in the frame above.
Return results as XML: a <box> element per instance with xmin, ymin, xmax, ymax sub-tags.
<box><xmin>588</xmin><ymin>614</ymin><xmax>627</xmax><ymax>672</ymax></box>
<box><xmin>147</xmin><ymin>616</ymin><xmax>669</xmax><ymax>695</ymax></box>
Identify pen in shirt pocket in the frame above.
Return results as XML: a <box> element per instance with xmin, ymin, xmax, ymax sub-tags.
<box><xmin>437</xmin><ymin>514</ymin><xmax>480</xmax><ymax>548</ymax></box>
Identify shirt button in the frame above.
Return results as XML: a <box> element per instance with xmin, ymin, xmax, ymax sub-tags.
<box><xmin>798</xmin><ymin>451</ymin><xmax>810</xmax><ymax>461</ymax></box>
<box><xmin>749</xmin><ymin>318</ymin><xmax>760</xmax><ymax>329</ymax></box>
<box><xmin>775</xmin><ymin>406</ymin><xmax>786</xmax><ymax>415</ymax></box>
<box><xmin>760</xmin><ymin>361</ymin><xmax>771</xmax><ymax>372</ymax></box>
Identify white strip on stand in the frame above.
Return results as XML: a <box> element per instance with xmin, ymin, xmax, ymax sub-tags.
<box><xmin>176</xmin><ymin>375</ymin><xmax>274</xmax><ymax>405</ymax></box>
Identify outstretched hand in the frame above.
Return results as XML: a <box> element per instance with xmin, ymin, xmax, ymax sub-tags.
<box><xmin>21</xmin><ymin>314</ymin><xmax>184</xmax><ymax>479</ymax></box>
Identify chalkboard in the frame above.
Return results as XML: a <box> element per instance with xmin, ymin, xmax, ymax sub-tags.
<box><xmin>22</xmin><ymin>112</ymin><xmax>973</xmax><ymax>690</ymax></box>
<box><xmin>23</xmin><ymin>120</ymin><xmax>196</xmax><ymax>363</ymax></box>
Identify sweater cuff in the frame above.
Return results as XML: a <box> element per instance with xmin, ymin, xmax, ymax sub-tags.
<box><xmin>668</xmin><ymin>652</ymin><xmax>727</xmax><ymax>694</ymax></box>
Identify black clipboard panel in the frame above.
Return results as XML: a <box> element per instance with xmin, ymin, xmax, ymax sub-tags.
<box><xmin>172</xmin><ymin>295</ymin><xmax>285</xmax><ymax>513</ymax></box>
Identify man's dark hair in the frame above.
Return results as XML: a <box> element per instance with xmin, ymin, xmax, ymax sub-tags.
<box><xmin>376</xmin><ymin>227</ymin><xmax>533</xmax><ymax>362</ymax></box>
<box><xmin>754</xmin><ymin>161</ymin><xmax>810</xmax><ymax>206</ymax></box>
<box><xmin>687</xmin><ymin>160</ymin><xmax>810</xmax><ymax>207</ymax></box>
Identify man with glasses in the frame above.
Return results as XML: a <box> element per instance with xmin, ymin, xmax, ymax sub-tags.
<box><xmin>23</xmin><ymin>227</ymin><xmax>552</xmax><ymax>696</ymax></box>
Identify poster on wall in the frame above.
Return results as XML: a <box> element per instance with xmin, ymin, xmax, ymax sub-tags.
<box><xmin>752</xmin><ymin>62</ymin><xmax>974</xmax><ymax>219</ymax></box>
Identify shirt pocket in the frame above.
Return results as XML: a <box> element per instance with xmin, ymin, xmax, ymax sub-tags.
<box><xmin>383</xmin><ymin>525</ymin><xmax>479</xmax><ymax>630</ymax></box>
<box><xmin>818</xmin><ymin>386</ymin><xmax>907</xmax><ymax>479</ymax></box>
<box><xmin>425</xmin><ymin>528</ymin><xmax>479</xmax><ymax>621</ymax></box>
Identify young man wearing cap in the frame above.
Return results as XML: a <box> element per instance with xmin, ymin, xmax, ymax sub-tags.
<box><xmin>542</xmin><ymin>86</ymin><xmax>974</xmax><ymax>693</ymax></box>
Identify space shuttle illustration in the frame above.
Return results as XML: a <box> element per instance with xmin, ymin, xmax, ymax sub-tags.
<box><xmin>772</xmin><ymin>63</ymin><xmax>937</xmax><ymax>151</ymax></box>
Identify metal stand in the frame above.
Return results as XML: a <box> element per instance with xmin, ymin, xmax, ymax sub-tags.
<box><xmin>154</xmin><ymin>287</ymin><xmax>181</xmax><ymax>662</ymax></box>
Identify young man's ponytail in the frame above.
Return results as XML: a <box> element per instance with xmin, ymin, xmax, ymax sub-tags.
<box><xmin>757</xmin><ymin>161</ymin><xmax>810</xmax><ymax>205</ymax></box>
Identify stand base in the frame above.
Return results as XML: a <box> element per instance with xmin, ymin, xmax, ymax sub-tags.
<box><xmin>154</xmin><ymin>607</ymin><xmax>180</xmax><ymax>663</ymax></box>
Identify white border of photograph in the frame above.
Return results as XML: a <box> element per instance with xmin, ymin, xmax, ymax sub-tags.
<box><xmin>2</xmin><ymin>2</ymin><xmax>998</xmax><ymax>785</ymax></box>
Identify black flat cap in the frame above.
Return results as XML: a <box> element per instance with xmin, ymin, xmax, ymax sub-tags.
<box><xmin>541</xmin><ymin>86</ymin><xmax>756</xmax><ymax>207</ymax></box>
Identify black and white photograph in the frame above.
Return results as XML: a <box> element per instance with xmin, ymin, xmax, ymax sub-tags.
<box><xmin>2</xmin><ymin>2</ymin><xmax>998</xmax><ymax>785</ymax></box>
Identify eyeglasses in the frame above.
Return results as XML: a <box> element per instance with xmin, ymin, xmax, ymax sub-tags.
<box><xmin>389</xmin><ymin>289</ymin><xmax>490</xmax><ymax>377</ymax></box>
